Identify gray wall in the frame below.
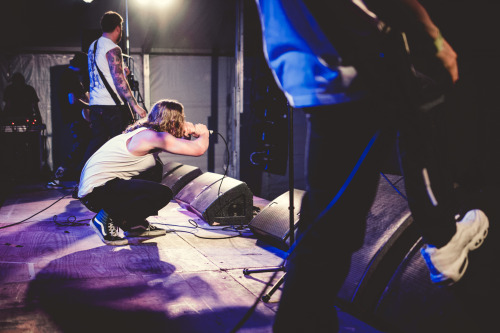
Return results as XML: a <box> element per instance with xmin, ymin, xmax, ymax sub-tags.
<box><xmin>149</xmin><ymin>54</ymin><xmax>233</xmax><ymax>176</ymax></box>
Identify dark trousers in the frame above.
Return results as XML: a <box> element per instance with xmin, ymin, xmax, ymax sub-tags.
<box><xmin>79</xmin><ymin>105</ymin><xmax>133</xmax><ymax>173</ymax></box>
<box><xmin>59</xmin><ymin>119</ymin><xmax>91</xmax><ymax>179</ymax></box>
<box><xmin>273</xmin><ymin>96</ymin><xmax>457</xmax><ymax>332</ymax></box>
<box><xmin>80</xmin><ymin>177</ymin><xmax>173</xmax><ymax>225</ymax></box>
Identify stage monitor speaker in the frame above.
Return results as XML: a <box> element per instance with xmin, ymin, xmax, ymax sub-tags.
<box><xmin>371</xmin><ymin>232</ymin><xmax>495</xmax><ymax>333</ymax></box>
<box><xmin>175</xmin><ymin>172</ymin><xmax>254</xmax><ymax>226</ymax></box>
<box><xmin>331</xmin><ymin>174</ymin><xmax>426</xmax><ymax>331</ymax></box>
<box><xmin>0</xmin><ymin>128</ymin><xmax>44</xmax><ymax>180</ymax></box>
<box><xmin>248</xmin><ymin>189</ymin><xmax>306</xmax><ymax>251</ymax></box>
<box><xmin>362</xmin><ymin>174</ymin><xmax>496</xmax><ymax>333</ymax></box>
<box><xmin>160</xmin><ymin>162</ymin><xmax>203</xmax><ymax>197</ymax></box>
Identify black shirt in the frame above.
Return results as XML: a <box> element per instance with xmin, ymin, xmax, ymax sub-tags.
<box><xmin>58</xmin><ymin>67</ymin><xmax>88</xmax><ymax>124</ymax></box>
<box><xmin>3</xmin><ymin>83</ymin><xmax>39</xmax><ymax>120</ymax></box>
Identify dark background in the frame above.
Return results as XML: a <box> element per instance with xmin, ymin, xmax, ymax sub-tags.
<box><xmin>1</xmin><ymin>0</ymin><xmax>499</xmax><ymax>199</ymax></box>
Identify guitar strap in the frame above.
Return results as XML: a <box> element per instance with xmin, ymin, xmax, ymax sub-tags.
<box><xmin>92</xmin><ymin>39</ymin><xmax>124</xmax><ymax>106</ymax></box>
<box><xmin>91</xmin><ymin>39</ymin><xmax>134</xmax><ymax>124</ymax></box>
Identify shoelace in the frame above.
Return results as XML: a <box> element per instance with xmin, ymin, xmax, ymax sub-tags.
<box><xmin>107</xmin><ymin>221</ymin><xmax>120</xmax><ymax>237</ymax></box>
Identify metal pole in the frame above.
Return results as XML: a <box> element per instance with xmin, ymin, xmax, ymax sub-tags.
<box><xmin>232</xmin><ymin>0</ymin><xmax>244</xmax><ymax>179</ymax></box>
<box><xmin>125</xmin><ymin>0</ymin><xmax>130</xmax><ymax>65</ymax></box>
<box><xmin>288</xmin><ymin>103</ymin><xmax>294</xmax><ymax>246</ymax></box>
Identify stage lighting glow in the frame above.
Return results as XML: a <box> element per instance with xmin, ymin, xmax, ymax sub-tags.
<box><xmin>82</xmin><ymin>0</ymin><xmax>94</xmax><ymax>3</ymax></box>
<box><xmin>137</xmin><ymin>0</ymin><xmax>176</xmax><ymax>7</ymax></box>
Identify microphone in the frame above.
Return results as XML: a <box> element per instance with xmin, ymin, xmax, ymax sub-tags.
<box><xmin>184</xmin><ymin>130</ymin><xmax>214</xmax><ymax>140</ymax></box>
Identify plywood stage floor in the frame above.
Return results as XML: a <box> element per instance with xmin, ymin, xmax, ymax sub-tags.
<box><xmin>0</xmin><ymin>181</ymin><xmax>383</xmax><ymax>333</ymax></box>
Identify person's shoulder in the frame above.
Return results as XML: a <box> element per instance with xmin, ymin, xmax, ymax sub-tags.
<box><xmin>130</xmin><ymin>127</ymin><xmax>157</xmax><ymax>138</ymax></box>
<box><xmin>100</xmin><ymin>37</ymin><xmax>120</xmax><ymax>50</ymax></box>
<box><xmin>137</xmin><ymin>129</ymin><xmax>173</xmax><ymax>145</ymax></box>
<box><xmin>25</xmin><ymin>85</ymin><xmax>37</xmax><ymax>93</ymax></box>
<box><xmin>127</xmin><ymin>128</ymin><xmax>162</xmax><ymax>149</ymax></box>
<box><xmin>60</xmin><ymin>68</ymin><xmax>76</xmax><ymax>79</ymax></box>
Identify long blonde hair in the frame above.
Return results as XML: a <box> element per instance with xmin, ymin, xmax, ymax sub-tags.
<box><xmin>124</xmin><ymin>99</ymin><xmax>185</xmax><ymax>138</ymax></box>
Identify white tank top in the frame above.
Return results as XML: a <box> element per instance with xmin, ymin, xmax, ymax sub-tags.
<box><xmin>78</xmin><ymin>127</ymin><xmax>156</xmax><ymax>198</ymax></box>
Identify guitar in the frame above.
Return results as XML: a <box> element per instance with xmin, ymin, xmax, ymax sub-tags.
<box><xmin>302</xmin><ymin>0</ymin><xmax>451</xmax><ymax>109</ymax></box>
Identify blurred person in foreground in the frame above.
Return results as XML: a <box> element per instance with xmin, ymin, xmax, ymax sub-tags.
<box><xmin>253</xmin><ymin>0</ymin><xmax>489</xmax><ymax>332</ymax></box>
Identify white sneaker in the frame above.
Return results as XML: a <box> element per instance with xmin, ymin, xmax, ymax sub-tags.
<box><xmin>420</xmin><ymin>209</ymin><xmax>489</xmax><ymax>285</ymax></box>
<box><xmin>124</xmin><ymin>221</ymin><xmax>167</xmax><ymax>237</ymax></box>
<box><xmin>46</xmin><ymin>179</ymin><xmax>63</xmax><ymax>189</ymax></box>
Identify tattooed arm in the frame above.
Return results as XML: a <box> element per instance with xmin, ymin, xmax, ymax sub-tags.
<box><xmin>106</xmin><ymin>47</ymin><xmax>147</xmax><ymax>118</ymax></box>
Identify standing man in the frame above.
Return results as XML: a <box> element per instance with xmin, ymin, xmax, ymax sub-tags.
<box><xmin>79</xmin><ymin>10</ymin><xmax>147</xmax><ymax>188</ymax></box>
<box><xmin>47</xmin><ymin>52</ymin><xmax>91</xmax><ymax>189</ymax></box>
<box><xmin>2</xmin><ymin>72</ymin><xmax>42</xmax><ymax>125</ymax></box>
<box><xmin>253</xmin><ymin>1</ymin><xmax>489</xmax><ymax>332</ymax></box>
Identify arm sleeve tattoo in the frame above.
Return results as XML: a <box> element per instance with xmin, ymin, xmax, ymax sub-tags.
<box><xmin>106</xmin><ymin>47</ymin><xmax>137</xmax><ymax>106</ymax></box>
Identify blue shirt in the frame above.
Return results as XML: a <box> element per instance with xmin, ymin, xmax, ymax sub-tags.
<box><xmin>255</xmin><ymin>0</ymin><xmax>367</xmax><ymax>108</ymax></box>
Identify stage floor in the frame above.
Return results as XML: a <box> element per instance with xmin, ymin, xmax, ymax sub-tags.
<box><xmin>0</xmin><ymin>181</ymin><xmax>383</xmax><ymax>333</ymax></box>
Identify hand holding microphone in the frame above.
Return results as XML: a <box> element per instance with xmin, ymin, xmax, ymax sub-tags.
<box><xmin>182</xmin><ymin>121</ymin><xmax>196</xmax><ymax>138</ymax></box>
<box><xmin>183</xmin><ymin>122</ymin><xmax>211</xmax><ymax>138</ymax></box>
<box><xmin>194</xmin><ymin>123</ymin><xmax>210</xmax><ymax>137</ymax></box>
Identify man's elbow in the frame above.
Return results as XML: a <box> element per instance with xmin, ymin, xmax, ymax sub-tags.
<box><xmin>193</xmin><ymin>142</ymin><xmax>209</xmax><ymax>156</ymax></box>
<box><xmin>192</xmin><ymin>147</ymin><xmax>207</xmax><ymax>157</ymax></box>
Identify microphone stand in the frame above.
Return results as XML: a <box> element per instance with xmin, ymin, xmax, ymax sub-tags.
<box><xmin>124</xmin><ymin>55</ymin><xmax>148</xmax><ymax>119</ymax></box>
<box><xmin>243</xmin><ymin>101</ymin><xmax>295</xmax><ymax>302</ymax></box>
<box><xmin>123</xmin><ymin>0</ymin><xmax>147</xmax><ymax>119</ymax></box>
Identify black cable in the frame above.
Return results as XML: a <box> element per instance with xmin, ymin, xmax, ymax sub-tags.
<box><xmin>173</xmin><ymin>229</ymin><xmax>247</xmax><ymax>240</ymax></box>
<box><xmin>0</xmin><ymin>191</ymin><xmax>72</xmax><ymax>230</ymax></box>
<box><xmin>52</xmin><ymin>215</ymin><xmax>90</xmax><ymax>227</ymax></box>
<box><xmin>158</xmin><ymin>219</ymin><xmax>253</xmax><ymax>240</ymax></box>
<box><xmin>214</xmin><ymin>131</ymin><xmax>230</xmax><ymax>197</ymax></box>
<box><xmin>187</xmin><ymin>218</ymin><xmax>245</xmax><ymax>231</ymax></box>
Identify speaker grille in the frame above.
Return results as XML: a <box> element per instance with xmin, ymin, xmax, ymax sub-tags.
<box><xmin>175</xmin><ymin>172</ymin><xmax>254</xmax><ymax>226</ymax></box>
<box><xmin>249</xmin><ymin>189</ymin><xmax>306</xmax><ymax>251</ymax></box>
<box><xmin>161</xmin><ymin>162</ymin><xmax>202</xmax><ymax>196</ymax></box>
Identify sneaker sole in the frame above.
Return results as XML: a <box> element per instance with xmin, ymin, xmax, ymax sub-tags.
<box><xmin>429</xmin><ymin>211</ymin><xmax>489</xmax><ymax>285</ymax></box>
<box><xmin>465</xmin><ymin>210</ymin><xmax>489</xmax><ymax>253</ymax></box>
<box><xmin>124</xmin><ymin>229</ymin><xmax>167</xmax><ymax>237</ymax></box>
<box><xmin>469</xmin><ymin>227</ymin><xmax>488</xmax><ymax>251</ymax></box>
<box><xmin>432</xmin><ymin>257</ymin><xmax>468</xmax><ymax>286</ymax></box>
<box><xmin>90</xmin><ymin>218</ymin><xmax>128</xmax><ymax>246</ymax></box>
<box><xmin>46</xmin><ymin>185</ymin><xmax>64</xmax><ymax>189</ymax></box>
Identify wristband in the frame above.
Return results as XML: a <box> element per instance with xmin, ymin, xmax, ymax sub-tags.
<box><xmin>434</xmin><ymin>30</ymin><xmax>445</xmax><ymax>53</ymax></box>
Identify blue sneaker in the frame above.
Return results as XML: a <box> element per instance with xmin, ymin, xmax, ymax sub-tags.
<box><xmin>90</xmin><ymin>211</ymin><xmax>128</xmax><ymax>246</ymax></box>
<box><xmin>420</xmin><ymin>209</ymin><xmax>489</xmax><ymax>285</ymax></box>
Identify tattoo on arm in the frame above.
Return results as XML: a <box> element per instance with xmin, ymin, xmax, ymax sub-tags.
<box><xmin>106</xmin><ymin>47</ymin><xmax>137</xmax><ymax>106</ymax></box>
